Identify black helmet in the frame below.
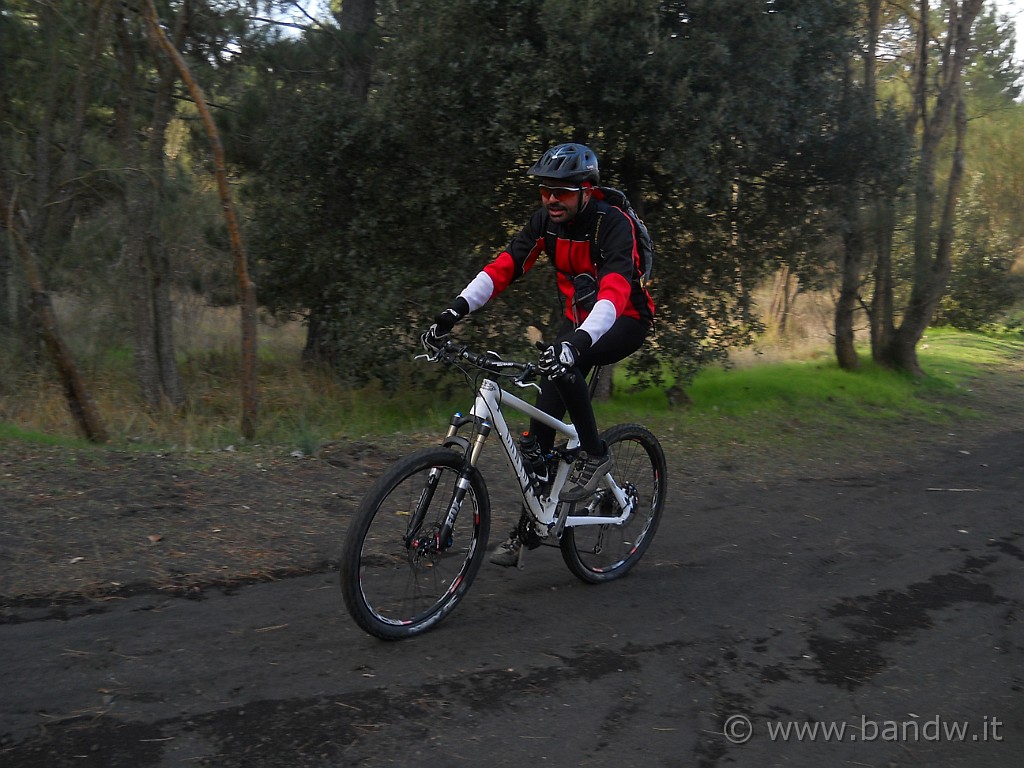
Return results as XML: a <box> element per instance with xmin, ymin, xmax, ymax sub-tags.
<box><xmin>527</xmin><ymin>143</ymin><xmax>600</xmax><ymax>185</ymax></box>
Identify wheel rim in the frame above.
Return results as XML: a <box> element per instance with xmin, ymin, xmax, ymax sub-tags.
<box><xmin>356</xmin><ymin>464</ymin><xmax>482</xmax><ymax>626</ymax></box>
<box><xmin>569</xmin><ymin>435</ymin><xmax>661</xmax><ymax>574</ymax></box>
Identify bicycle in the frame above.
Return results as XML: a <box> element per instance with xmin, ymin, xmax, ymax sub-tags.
<box><xmin>339</xmin><ymin>334</ymin><xmax>667</xmax><ymax>640</ymax></box>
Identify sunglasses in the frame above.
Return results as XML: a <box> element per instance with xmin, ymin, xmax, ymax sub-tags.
<box><xmin>539</xmin><ymin>184</ymin><xmax>583</xmax><ymax>201</ymax></box>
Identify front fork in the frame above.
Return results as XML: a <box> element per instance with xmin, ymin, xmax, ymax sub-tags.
<box><xmin>407</xmin><ymin>413</ymin><xmax>489</xmax><ymax>553</ymax></box>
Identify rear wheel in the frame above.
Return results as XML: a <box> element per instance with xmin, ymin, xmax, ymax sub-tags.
<box><xmin>560</xmin><ymin>424</ymin><xmax>666</xmax><ymax>584</ymax></box>
<box><xmin>340</xmin><ymin>447</ymin><xmax>490</xmax><ymax>639</ymax></box>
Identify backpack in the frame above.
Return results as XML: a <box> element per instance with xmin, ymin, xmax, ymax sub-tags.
<box><xmin>594</xmin><ymin>187</ymin><xmax>655</xmax><ymax>287</ymax></box>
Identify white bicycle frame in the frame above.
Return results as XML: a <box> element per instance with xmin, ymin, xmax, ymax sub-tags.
<box><xmin>469</xmin><ymin>376</ymin><xmax>635</xmax><ymax>533</ymax></box>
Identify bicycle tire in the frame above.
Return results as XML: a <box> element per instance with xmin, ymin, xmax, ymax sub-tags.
<box><xmin>560</xmin><ymin>423</ymin><xmax>666</xmax><ymax>584</ymax></box>
<box><xmin>340</xmin><ymin>446</ymin><xmax>490</xmax><ymax>640</ymax></box>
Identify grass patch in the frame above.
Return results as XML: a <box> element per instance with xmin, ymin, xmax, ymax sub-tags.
<box><xmin>686</xmin><ymin>357</ymin><xmax>953</xmax><ymax>421</ymax></box>
<box><xmin>0</xmin><ymin>421</ymin><xmax>91</xmax><ymax>449</ymax></box>
<box><xmin>1</xmin><ymin>327</ymin><xmax>1019</xmax><ymax>456</ymax></box>
<box><xmin>587</xmin><ymin>329</ymin><xmax>1020</xmax><ymax>473</ymax></box>
<box><xmin>594</xmin><ymin>329</ymin><xmax>998</xmax><ymax>429</ymax></box>
<box><xmin>919</xmin><ymin>326</ymin><xmax>1024</xmax><ymax>374</ymax></box>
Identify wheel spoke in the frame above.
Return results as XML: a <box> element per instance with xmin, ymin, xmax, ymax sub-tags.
<box><xmin>560</xmin><ymin>425</ymin><xmax>666</xmax><ymax>583</ymax></box>
<box><xmin>341</xmin><ymin>448</ymin><xmax>490</xmax><ymax>639</ymax></box>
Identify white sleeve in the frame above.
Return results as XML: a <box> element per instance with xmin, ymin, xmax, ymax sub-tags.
<box><xmin>458</xmin><ymin>271</ymin><xmax>494</xmax><ymax>313</ymax></box>
<box><xmin>578</xmin><ymin>299</ymin><xmax>617</xmax><ymax>346</ymax></box>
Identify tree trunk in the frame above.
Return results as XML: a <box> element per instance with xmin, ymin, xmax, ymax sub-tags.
<box><xmin>49</xmin><ymin>1</ymin><xmax>108</xmax><ymax>245</ymax></box>
<box><xmin>120</xmin><ymin>163</ymin><xmax>162</xmax><ymax>408</ymax></box>
<box><xmin>148</xmin><ymin>6</ymin><xmax>187</xmax><ymax>408</ymax></box>
<box><xmin>878</xmin><ymin>0</ymin><xmax>983</xmax><ymax>375</ymax></box>
<box><xmin>25</xmin><ymin>2</ymin><xmax>106</xmax><ymax>290</ymax></box>
<box><xmin>338</xmin><ymin>0</ymin><xmax>377</xmax><ymax>99</ymax></box>
<box><xmin>767</xmin><ymin>267</ymin><xmax>799</xmax><ymax>336</ymax></box>
<box><xmin>833</xmin><ymin>0</ymin><xmax>898</xmax><ymax>371</ymax></box>
<box><xmin>1</xmin><ymin>189</ymin><xmax>108</xmax><ymax>443</ymax></box>
<box><xmin>869</xmin><ymin>195</ymin><xmax>896</xmax><ymax>359</ymax></box>
<box><xmin>141</xmin><ymin>0</ymin><xmax>258</xmax><ymax>439</ymax></box>
<box><xmin>31</xmin><ymin>291</ymin><xmax>110</xmax><ymax>443</ymax></box>
<box><xmin>0</xmin><ymin>2</ymin><xmax>110</xmax><ymax>442</ymax></box>
<box><xmin>153</xmin><ymin>237</ymin><xmax>185</xmax><ymax>407</ymax></box>
<box><xmin>302</xmin><ymin>313</ymin><xmax>334</xmax><ymax>367</ymax></box>
<box><xmin>835</xmin><ymin>188</ymin><xmax>863</xmax><ymax>371</ymax></box>
<box><xmin>113</xmin><ymin>10</ymin><xmax>158</xmax><ymax>405</ymax></box>
<box><xmin>0</xmin><ymin>237</ymin><xmax>13</xmax><ymax>330</ymax></box>
<box><xmin>114</xmin><ymin>9</ymin><xmax>185</xmax><ymax>410</ymax></box>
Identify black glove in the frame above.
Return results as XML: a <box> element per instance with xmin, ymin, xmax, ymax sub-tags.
<box><xmin>428</xmin><ymin>297</ymin><xmax>470</xmax><ymax>339</ymax></box>
<box><xmin>538</xmin><ymin>341</ymin><xmax>580</xmax><ymax>380</ymax></box>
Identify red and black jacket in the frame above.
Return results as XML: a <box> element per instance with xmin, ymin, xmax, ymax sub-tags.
<box><xmin>470</xmin><ymin>196</ymin><xmax>655</xmax><ymax>344</ymax></box>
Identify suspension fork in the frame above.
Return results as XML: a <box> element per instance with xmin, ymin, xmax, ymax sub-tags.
<box><xmin>404</xmin><ymin>466</ymin><xmax>444</xmax><ymax>548</ymax></box>
<box><xmin>436</xmin><ymin>420</ymin><xmax>490</xmax><ymax>550</ymax></box>
<box><xmin>406</xmin><ymin>412</ymin><xmax>490</xmax><ymax>550</ymax></box>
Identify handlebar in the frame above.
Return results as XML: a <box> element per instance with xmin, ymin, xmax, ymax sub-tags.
<box><xmin>419</xmin><ymin>333</ymin><xmax>540</xmax><ymax>383</ymax></box>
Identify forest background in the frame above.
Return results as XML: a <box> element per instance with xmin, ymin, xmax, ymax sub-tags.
<box><xmin>1</xmin><ymin>0</ymin><xmax>1023</xmax><ymax>447</ymax></box>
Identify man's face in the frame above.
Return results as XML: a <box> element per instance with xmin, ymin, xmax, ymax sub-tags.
<box><xmin>539</xmin><ymin>177</ymin><xmax>591</xmax><ymax>223</ymax></box>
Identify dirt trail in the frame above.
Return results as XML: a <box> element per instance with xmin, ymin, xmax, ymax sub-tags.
<box><xmin>1</xmin><ymin>358</ymin><xmax>1022</xmax><ymax>766</ymax></box>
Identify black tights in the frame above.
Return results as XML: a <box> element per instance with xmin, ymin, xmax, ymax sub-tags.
<box><xmin>529</xmin><ymin>316</ymin><xmax>648</xmax><ymax>455</ymax></box>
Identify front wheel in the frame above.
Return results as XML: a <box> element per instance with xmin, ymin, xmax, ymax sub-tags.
<box><xmin>340</xmin><ymin>447</ymin><xmax>490</xmax><ymax>640</ymax></box>
<box><xmin>560</xmin><ymin>423</ymin><xmax>666</xmax><ymax>584</ymax></box>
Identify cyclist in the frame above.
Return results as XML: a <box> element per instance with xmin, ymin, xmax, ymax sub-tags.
<box><xmin>428</xmin><ymin>142</ymin><xmax>655</xmax><ymax>566</ymax></box>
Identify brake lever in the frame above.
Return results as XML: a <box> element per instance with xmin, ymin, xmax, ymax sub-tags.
<box><xmin>514</xmin><ymin>366</ymin><xmax>542</xmax><ymax>392</ymax></box>
<box><xmin>417</xmin><ymin>333</ymin><xmax>450</xmax><ymax>362</ymax></box>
